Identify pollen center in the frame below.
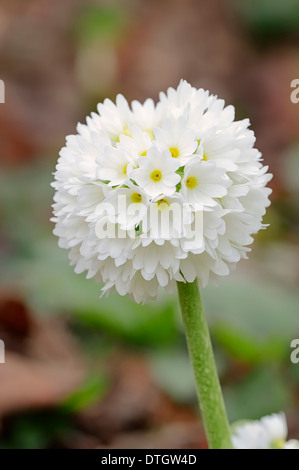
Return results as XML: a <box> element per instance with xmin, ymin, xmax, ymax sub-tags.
<box><xmin>202</xmin><ymin>153</ymin><xmax>208</xmax><ymax>161</ymax></box>
<box><xmin>123</xmin><ymin>125</ymin><xmax>132</xmax><ymax>137</ymax></box>
<box><xmin>146</xmin><ymin>129</ymin><xmax>154</xmax><ymax>140</ymax></box>
<box><xmin>271</xmin><ymin>439</ymin><xmax>285</xmax><ymax>449</ymax></box>
<box><xmin>186</xmin><ymin>176</ymin><xmax>197</xmax><ymax>189</ymax></box>
<box><xmin>150</xmin><ymin>170</ymin><xmax>162</xmax><ymax>182</ymax></box>
<box><xmin>157</xmin><ymin>198</ymin><xmax>169</xmax><ymax>210</ymax></box>
<box><xmin>140</xmin><ymin>150</ymin><xmax>147</xmax><ymax>156</ymax></box>
<box><xmin>131</xmin><ymin>192</ymin><xmax>142</xmax><ymax>203</ymax></box>
<box><xmin>169</xmin><ymin>147</ymin><xmax>180</xmax><ymax>158</ymax></box>
<box><xmin>123</xmin><ymin>164</ymin><xmax>128</xmax><ymax>175</ymax></box>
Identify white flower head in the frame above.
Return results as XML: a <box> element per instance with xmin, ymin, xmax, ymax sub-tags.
<box><xmin>52</xmin><ymin>80</ymin><xmax>272</xmax><ymax>303</ymax></box>
<box><xmin>232</xmin><ymin>413</ymin><xmax>299</xmax><ymax>450</ymax></box>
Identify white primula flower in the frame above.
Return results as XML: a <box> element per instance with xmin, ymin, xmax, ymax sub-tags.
<box><xmin>232</xmin><ymin>413</ymin><xmax>299</xmax><ymax>450</ymax></box>
<box><xmin>196</xmin><ymin>129</ymin><xmax>240</xmax><ymax>171</ymax></box>
<box><xmin>118</xmin><ymin>125</ymin><xmax>152</xmax><ymax>162</ymax></box>
<box><xmin>52</xmin><ymin>79</ymin><xmax>272</xmax><ymax>303</ymax></box>
<box><xmin>131</xmin><ymin>146</ymin><xmax>181</xmax><ymax>198</ymax></box>
<box><xmin>97</xmin><ymin>145</ymin><xmax>134</xmax><ymax>187</ymax></box>
<box><xmin>159</xmin><ymin>80</ymin><xmax>210</xmax><ymax>121</ymax></box>
<box><xmin>130</xmin><ymin>98</ymin><xmax>162</xmax><ymax>136</ymax></box>
<box><xmin>154</xmin><ymin>117</ymin><xmax>197</xmax><ymax>165</ymax></box>
<box><xmin>284</xmin><ymin>440</ymin><xmax>299</xmax><ymax>449</ymax></box>
<box><xmin>143</xmin><ymin>193</ymin><xmax>193</xmax><ymax>241</ymax></box>
<box><xmin>104</xmin><ymin>184</ymin><xmax>149</xmax><ymax>231</ymax></box>
<box><xmin>181</xmin><ymin>160</ymin><xmax>231</xmax><ymax>208</ymax></box>
<box><xmin>97</xmin><ymin>94</ymin><xmax>132</xmax><ymax>141</ymax></box>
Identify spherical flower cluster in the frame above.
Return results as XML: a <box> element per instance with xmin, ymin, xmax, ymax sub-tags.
<box><xmin>52</xmin><ymin>80</ymin><xmax>272</xmax><ymax>303</ymax></box>
<box><xmin>232</xmin><ymin>413</ymin><xmax>299</xmax><ymax>449</ymax></box>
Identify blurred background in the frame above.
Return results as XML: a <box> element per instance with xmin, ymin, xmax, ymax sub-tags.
<box><xmin>0</xmin><ymin>0</ymin><xmax>299</xmax><ymax>449</ymax></box>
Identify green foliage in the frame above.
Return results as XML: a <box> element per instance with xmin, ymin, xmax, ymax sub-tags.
<box><xmin>61</xmin><ymin>375</ymin><xmax>108</xmax><ymax>413</ymax></box>
<box><xmin>203</xmin><ymin>276</ymin><xmax>299</xmax><ymax>364</ymax></box>
<box><xmin>74</xmin><ymin>5</ymin><xmax>127</xmax><ymax>45</ymax></box>
<box><xmin>148</xmin><ymin>348</ymin><xmax>196</xmax><ymax>404</ymax></box>
<box><xmin>224</xmin><ymin>366</ymin><xmax>292</xmax><ymax>422</ymax></box>
<box><xmin>236</xmin><ymin>0</ymin><xmax>299</xmax><ymax>38</ymax></box>
<box><xmin>0</xmin><ymin>411</ymin><xmax>72</xmax><ymax>449</ymax></box>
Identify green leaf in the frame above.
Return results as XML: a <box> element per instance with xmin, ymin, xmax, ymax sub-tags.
<box><xmin>203</xmin><ymin>274</ymin><xmax>299</xmax><ymax>364</ymax></box>
<box><xmin>61</xmin><ymin>375</ymin><xmax>108</xmax><ymax>413</ymax></box>
<box><xmin>224</xmin><ymin>366</ymin><xmax>292</xmax><ymax>422</ymax></box>
<box><xmin>212</xmin><ymin>324</ymin><xmax>285</xmax><ymax>364</ymax></box>
<box><xmin>0</xmin><ymin>411</ymin><xmax>71</xmax><ymax>449</ymax></box>
<box><xmin>75</xmin><ymin>5</ymin><xmax>127</xmax><ymax>44</ymax></box>
<box><xmin>75</xmin><ymin>293</ymin><xmax>179</xmax><ymax>347</ymax></box>
<box><xmin>148</xmin><ymin>348</ymin><xmax>196</xmax><ymax>404</ymax></box>
<box><xmin>236</xmin><ymin>0</ymin><xmax>299</xmax><ymax>37</ymax></box>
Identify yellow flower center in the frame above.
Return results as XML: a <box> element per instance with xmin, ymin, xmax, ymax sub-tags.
<box><xmin>114</xmin><ymin>125</ymin><xmax>132</xmax><ymax>142</ymax></box>
<box><xmin>196</xmin><ymin>140</ymin><xmax>207</xmax><ymax>160</ymax></box>
<box><xmin>140</xmin><ymin>150</ymin><xmax>147</xmax><ymax>156</ymax></box>
<box><xmin>131</xmin><ymin>192</ymin><xmax>142</xmax><ymax>203</ymax></box>
<box><xmin>123</xmin><ymin>164</ymin><xmax>128</xmax><ymax>175</ymax></box>
<box><xmin>146</xmin><ymin>129</ymin><xmax>154</xmax><ymax>140</ymax></box>
<box><xmin>150</xmin><ymin>170</ymin><xmax>162</xmax><ymax>182</ymax></box>
<box><xmin>123</xmin><ymin>125</ymin><xmax>132</xmax><ymax>137</ymax></box>
<box><xmin>271</xmin><ymin>438</ymin><xmax>285</xmax><ymax>449</ymax></box>
<box><xmin>157</xmin><ymin>198</ymin><xmax>169</xmax><ymax>210</ymax></box>
<box><xmin>169</xmin><ymin>147</ymin><xmax>180</xmax><ymax>158</ymax></box>
<box><xmin>186</xmin><ymin>176</ymin><xmax>197</xmax><ymax>189</ymax></box>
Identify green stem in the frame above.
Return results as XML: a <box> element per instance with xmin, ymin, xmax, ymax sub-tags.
<box><xmin>177</xmin><ymin>280</ymin><xmax>232</xmax><ymax>449</ymax></box>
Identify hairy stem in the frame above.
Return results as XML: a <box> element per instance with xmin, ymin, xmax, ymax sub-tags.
<box><xmin>177</xmin><ymin>280</ymin><xmax>232</xmax><ymax>449</ymax></box>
